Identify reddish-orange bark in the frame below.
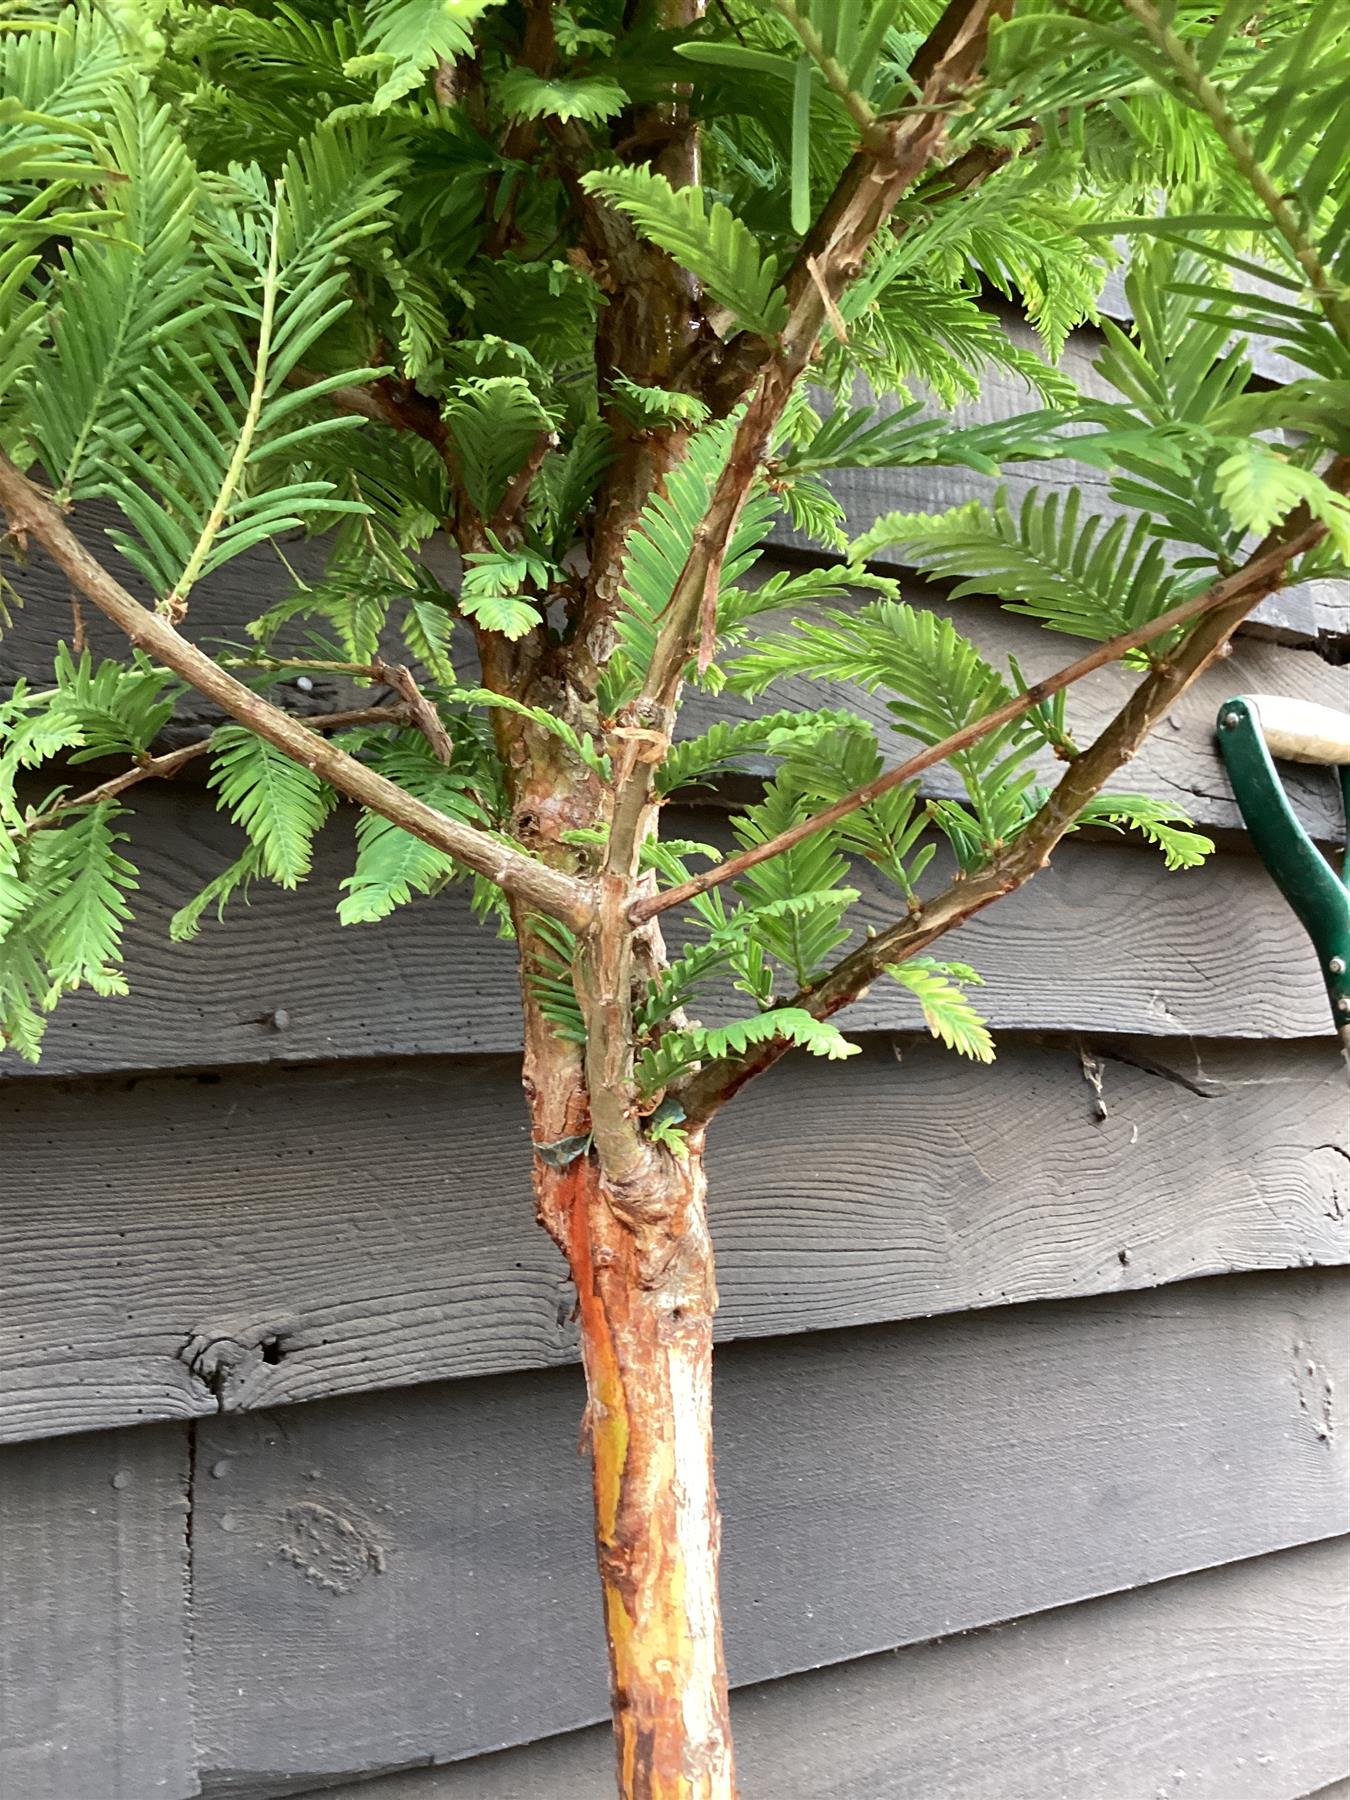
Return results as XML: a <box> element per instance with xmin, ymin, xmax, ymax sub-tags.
<box><xmin>540</xmin><ymin>1150</ymin><xmax>735</xmax><ymax>1799</ymax></box>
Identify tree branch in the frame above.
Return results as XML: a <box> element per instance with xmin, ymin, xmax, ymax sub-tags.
<box><xmin>630</xmin><ymin>522</ymin><xmax>1326</xmax><ymax>924</ymax></box>
<box><xmin>0</xmin><ymin>453</ymin><xmax>596</xmax><ymax>930</ymax></box>
<box><xmin>490</xmin><ymin>425</ymin><xmax>557</xmax><ymax>537</ymax></box>
<box><xmin>677</xmin><ymin>476</ymin><xmax>1346</xmax><ymax>1122</ymax></box>
<box><xmin>291</xmin><ymin>367</ymin><xmax>447</xmax><ymax>443</ymax></box>
<box><xmin>538</xmin><ymin>0</ymin><xmax>712</xmax><ymax>1187</ymax></box>
<box><xmin>559</xmin><ymin>2</ymin><xmax>708</xmax><ymax>686</ymax></box>
<box><xmin>14</xmin><ymin>707</ymin><xmax>406</xmax><ymax>836</ymax></box>
<box><xmin>602</xmin><ymin>0</ymin><xmax>1011</xmax><ymax>886</ymax></box>
<box><xmin>695</xmin><ymin>0</ymin><xmax>1013</xmax><ymax>418</ymax></box>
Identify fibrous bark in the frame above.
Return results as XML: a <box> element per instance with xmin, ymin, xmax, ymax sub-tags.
<box><xmin>538</xmin><ymin>1145</ymin><xmax>734</xmax><ymax>1799</ymax></box>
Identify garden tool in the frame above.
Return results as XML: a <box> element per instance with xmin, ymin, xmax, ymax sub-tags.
<box><xmin>1216</xmin><ymin>694</ymin><xmax>1350</xmax><ymax>1060</ymax></box>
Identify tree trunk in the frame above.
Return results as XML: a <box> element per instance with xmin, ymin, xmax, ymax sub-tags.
<box><xmin>539</xmin><ymin>1145</ymin><xmax>736</xmax><ymax>1799</ymax></box>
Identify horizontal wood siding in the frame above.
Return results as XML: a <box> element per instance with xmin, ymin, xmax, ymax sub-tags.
<box><xmin>185</xmin><ymin>1270</ymin><xmax>1350</xmax><ymax>1792</ymax></box>
<box><xmin>7</xmin><ymin>524</ymin><xmax>1347</xmax><ymax>844</ymax></box>
<box><xmin>4</xmin><ymin>1039</ymin><xmax>1347</xmax><ymax>1441</ymax></box>
<box><xmin>0</xmin><ymin>1423</ymin><xmax>195</xmax><ymax>1800</ymax></box>
<box><xmin>3</xmin><ymin>407</ymin><xmax>1347</xmax><ymax>1800</ymax></box>
<box><xmin>691</xmin><ymin>582</ymin><xmax>1348</xmax><ymax>841</ymax></box>
<box><xmin>0</xmin><ymin>793</ymin><xmax>1339</xmax><ymax>1085</ymax></box>
<box><xmin>301</xmin><ymin>1537</ymin><xmax>1350</xmax><ymax>1800</ymax></box>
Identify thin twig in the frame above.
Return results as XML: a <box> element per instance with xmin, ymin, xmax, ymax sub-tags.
<box><xmin>16</xmin><ymin>707</ymin><xmax>406</xmax><ymax>837</ymax></box>
<box><xmin>491</xmin><ymin>426</ymin><xmax>557</xmax><ymax>536</ymax></box>
<box><xmin>288</xmin><ymin>367</ymin><xmax>449</xmax><ymax>445</ymax></box>
<box><xmin>0</xmin><ymin>452</ymin><xmax>596</xmax><ymax>930</ymax></box>
<box><xmin>375</xmin><ymin>662</ymin><xmax>455</xmax><ymax>764</ymax></box>
<box><xmin>220</xmin><ymin>654</ymin><xmax>380</xmax><ymax>676</ymax></box>
<box><xmin>631</xmin><ymin>520</ymin><xmax>1326</xmax><ymax>924</ymax></box>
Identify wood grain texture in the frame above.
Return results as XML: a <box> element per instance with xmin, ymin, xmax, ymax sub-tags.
<box><xmin>0</xmin><ymin>505</ymin><xmax>338</xmax><ymax>711</ymax></box>
<box><xmin>685</xmin><ymin>570</ymin><xmax>1349</xmax><ymax>843</ymax></box>
<box><xmin>8</xmin><ymin>528</ymin><xmax>1347</xmax><ymax>833</ymax></box>
<box><xmin>3</xmin><ymin>413</ymin><xmax>1341</xmax><ymax>741</ymax></box>
<box><xmin>3</xmin><ymin>493</ymin><xmax>1344</xmax><ymax>839</ymax></box>
<box><xmin>781</xmin><ymin>444</ymin><xmax>1346</xmax><ymax>651</ymax></box>
<box><xmin>765</xmin><ymin>322</ymin><xmax>1349</xmax><ymax>647</ymax></box>
<box><xmin>0</xmin><ymin>778</ymin><xmax>1338</xmax><ymax>1084</ymax></box>
<box><xmin>187</xmin><ymin>1271</ymin><xmax>1350</xmax><ymax>1792</ymax></box>
<box><xmin>297</xmin><ymin>1537</ymin><xmax>1350</xmax><ymax>1800</ymax></box>
<box><xmin>3</xmin><ymin>1039</ymin><xmax>1347</xmax><ymax>1441</ymax></box>
<box><xmin>763</xmin><ymin>324</ymin><xmax>1350</xmax><ymax>648</ymax></box>
<box><xmin>0</xmin><ymin>1423</ymin><xmax>197</xmax><ymax>1800</ymax></box>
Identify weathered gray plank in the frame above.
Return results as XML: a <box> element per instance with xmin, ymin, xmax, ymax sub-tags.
<box><xmin>0</xmin><ymin>778</ymin><xmax>1338</xmax><ymax>1084</ymax></box>
<box><xmin>687</xmin><ymin>571</ymin><xmax>1348</xmax><ymax>841</ymax></box>
<box><xmin>8</xmin><ymin>524</ymin><xmax>1346</xmax><ymax>839</ymax></box>
<box><xmin>803</xmin><ymin>451</ymin><xmax>1346</xmax><ymax>653</ymax></box>
<box><xmin>188</xmin><ymin>1271</ymin><xmax>1350</xmax><ymax>1791</ymax></box>
<box><xmin>6</xmin><ymin>482</ymin><xmax>1346</xmax><ymax>844</ymax></box>
<box><xmin>5</xmin><ymin>428</ymin><xmax>1338</xmax><ymax>744</ymax></box>
<box><xmin>765</xmin><ymin>321</ymin><xmax>1347</xmax><ymax>647</ymax></box>
<box><xmin>3</xmin><ymin>1039</ymin><xmax>1347</xmax><ymax>1441</ymax></box>
<box><xmin>297</xmin><ymin>1537</ymin><xmax>1350</xmax><ymax>1800</ymax></box>
<box><xmin>785</xmin><ymin>305</ymin><xmax>1350</xmax><ymax>646</ymax></box>
<box><xmin>0</xmin><ymin>506</ymin><xmax>338</xmax><ymax>715</ymax></box>
<box><xmin>0</xmin><ymin>1423</ymin><xmax>197</xmax><ymax>1800</ymax></box>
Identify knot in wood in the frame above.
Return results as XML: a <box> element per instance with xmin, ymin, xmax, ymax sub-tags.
<box><xmin>179</xmin><ymin>1315</ymin><xmax>298</xmax><ymax>1410</ymax></box>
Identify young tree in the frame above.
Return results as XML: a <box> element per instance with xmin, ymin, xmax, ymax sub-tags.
<box><xmin>2</xmin><ymin>1</ymin><xmax>1347</xmax><ymax>1791</ymax></box>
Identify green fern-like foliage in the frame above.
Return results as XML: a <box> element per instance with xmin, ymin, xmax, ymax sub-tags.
<box><xmin>727</xmin><ymin>775</ymin><xmax>858</xmax><ymax>989</ymax></box>
<box><xmin>580</xmin><ymin>167</ymin><xmax>788</xmax><ymax>337</ymax></box>
<box><xmin>636</xmin><ymin>1006</ymin><xmax>859</xmax><ymax>1099</ymax></box>
<box><xmin>885</xmin><ymin>956</ymin><xmax>994</xmax><ymax>1062</ymax></box>
<box><xmin>775</xmin><ymin>721</ymin><xmax>934</xmax><ymax>896</ymax></box>
<box><xmin>0</xmin><ymin>0</ymin><xmax>1341</xmax><ymax>1099</ymax></box>
<box><xmin>601</xmin><ymin>417</ymin><xmax>743</xmax><ymax>712</ymax></box>
<box><xmin>339</xmin><ymin>736</ymin><xmax>487</xmax><ymax>924</ymax></box>
<box><xmin>731</xmin><ymin>601</ymin><xmax>1042</xmax><ymax>861</ymax></box>
<box><xmin>442</xmin><ymin>379</ymin><xmax>557</xmax><ymax>521</ymax></box>
<box><xmin>208</xmin><ymin>728</ymin><xmax>334</xmax><ymax>889</ymax></box>
<box><xmin>1070</xmin><ymin>792</ymin><xmax>1214</xmax><ymax>870</ymax></box>
<box><xmin>0</xmin><ymin>801</ymin><xmax>138</xmax><ymax>1058</ymax></box>
<box><xmin>659</xmin><ymin>708</ymin><xmax>868</xmax><ymax>795</ymax></box>
<box><xmin>169</xmin><ymin>845</ymin><xmax>264</xmax><ymax>944</ymax></box>
<box><xmin>26</xmin><ymin>88</ymin><xmax>203</xmax><ymax>499</ymax></box>
<box><xmin>350</xmin><ymin>0</ymin><xmax>508</xmax><ymax>112</ymax></box>
<box><xmin>856</xmin><ymin>489</ymin><xmax>1187</xmax><ymax>647</ymax></box>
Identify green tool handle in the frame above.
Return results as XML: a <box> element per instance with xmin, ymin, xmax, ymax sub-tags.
<box><xmin>1216</xmin><ymin>694</ymin><xmax>1350</xmax><ymax>1036</ymax></box>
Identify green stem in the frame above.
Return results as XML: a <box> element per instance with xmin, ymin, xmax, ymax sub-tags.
<box><xmin>162</xmin><ymin>185</ymin><xmax>285</xmax><ymax>620</ymax></box>
<box><xmin>768</xmin><ymin>0</ymin><xmax>882</xmax><ymax>143</ymax></box>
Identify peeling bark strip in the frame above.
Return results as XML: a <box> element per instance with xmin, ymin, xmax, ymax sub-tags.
<box><xmin>541</xmin><ymin>1151</ymin><xmax>734</xmax><ymax>1799</ymax></box>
